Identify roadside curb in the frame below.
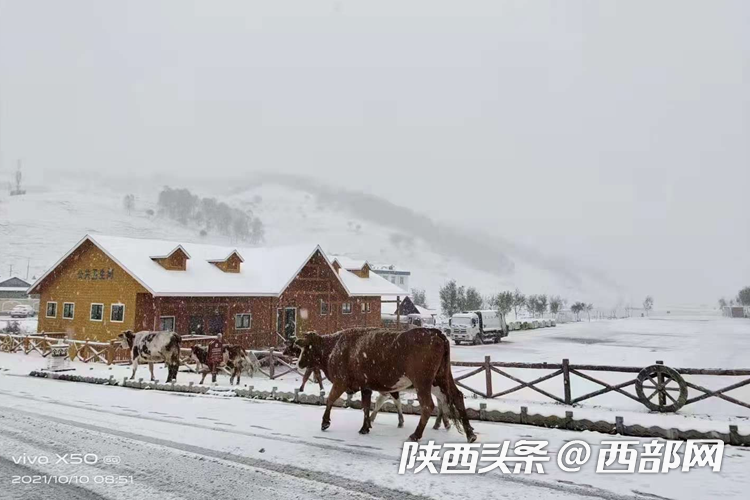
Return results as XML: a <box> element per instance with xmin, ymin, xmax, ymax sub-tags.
<box><xmin>29</xmin><ymin>370</ymin><xmax>750</xmax><ymax>446</ymax></box>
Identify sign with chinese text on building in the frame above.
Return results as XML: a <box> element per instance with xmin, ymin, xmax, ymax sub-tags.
<box><xmin>77</xmin><ymin>268</ymin><xmax>115</xmax><ymax>281</ymax></box>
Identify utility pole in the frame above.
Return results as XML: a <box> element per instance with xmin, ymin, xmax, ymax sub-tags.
<box><xmin>26</xmin><ymin>258</ymin><xmax>30</xmax><ymax>280</ymax></box>
<box><xmin>9</xmin><ymin>264</ymin><xmax>12</xmax><ymax>276</ymax></box>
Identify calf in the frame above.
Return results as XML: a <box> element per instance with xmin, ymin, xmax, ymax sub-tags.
<box><xmin>297</xmin><ymin>327</ymin><xmax>475</xmax><ymax>442</ymax></box>
<box><xmin>191</xmin><ymin>344</ymin><xmax>260</xmax><ymax>385</ymax></box>
<box><xmin>118</xmin><ymin>330</ymin><xmax>181</xmax><ymax>383</ymax></box>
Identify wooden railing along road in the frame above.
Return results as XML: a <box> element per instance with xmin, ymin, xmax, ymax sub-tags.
<box><xmin>3</xmin><ymin>332</ymin><xmax>750</xmax><ymax>414</ymax></box>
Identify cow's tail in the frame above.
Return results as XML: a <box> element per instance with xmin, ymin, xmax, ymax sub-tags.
<box><xmin>166</xmin><ymin>333</ymin><xmax>181</xmax><ymax>365</ymax></box>
<box><xmin>436</xmin><ymin>334</ymin><xmax>466</xmax><ymax>436</ymax></box>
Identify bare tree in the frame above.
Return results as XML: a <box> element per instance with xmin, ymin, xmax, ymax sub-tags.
<box><xmin>570</xmin><ymin>302</ymin><xmax>586</xmax><ymax>321</ymax></box>
<box><xmin>122</xmin><ymin>194</ymin><xmax>135</xmax><ymax>215</ymax></box>
<box><xmin>549</xmin><ymin>296</ymin><xmax>563</xmax><ymax>316</ymax></box>
<box><xmin>738</xmin><ymin>287</ymin><xmax>750</xmax><ymax>307</ymax></box>
<box><xmin>537</xmin><ymin>295</ymin><xmax>548</xmax><ymax>317</ymax></box>
<box><xmin>586</xmin><ymin>303</ymin><xmax>594</xmax><ymax>321</ymax></box>
<box><xmin>643</xmin><ymin>296</ymin><xmax>654</xmax><ymax>316</ymax></box>
<box><xmin>464</xmin><ymin>287</ymin><xmax>484</xmax><ymax>311</ymax></box>
<box><xmin>491</xmin><ymin>291</ymin><xmax>514</xmax><ymax>321</ymax></box>
<box><xmin>411</xmin><ymin>288</ymin><xmax>428</xmax><ymax>308</ymax></box>
<box><xmin>511</xmin><ymin>289</ymin><xmax>526</xmax><ymax>320</ymax></box>
<box><xmin>526</xmin><ymin>295</ymin><xmax>539</xmax><ymax>318</ymax></box>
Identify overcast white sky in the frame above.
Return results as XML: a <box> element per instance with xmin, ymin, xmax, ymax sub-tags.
<box><xmin>0</xmin><ymin>1</ymin><xmax>748</xmax><ymax>305</ymax></box>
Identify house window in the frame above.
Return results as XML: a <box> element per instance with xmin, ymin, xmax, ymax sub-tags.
<box><xmin>110</xmin><ymin>304</ymin><xmax>125</xmax><ymax>323</ymax></box>
<box><xmin>90</xmin><ymin>303</ymin><xmax>104</xmax><ymax>322</ymax></box>
<box><xmin>390</xmin><ymin>276</ymin><xmax>396</xmax><ymax>283</ymax></box>
<box><xmin>360</xmin><ymin>302</ymin><xmax>371</xmax><ymax>313</ymax></box>
<box><xmin>320</xmin><ymin>300</ymin><xmax>329</xmax><ymax>316</ymax></box>
<box><xmin>159</xmin><ymin>316</ymin><xmax>175</xmax><ymax>331</ymax></box>
<box><xmin>46</xmin><ymin>302</ymin><xmax>57</xmax><ymax>318</ymax></box>
<box><xmin>342</xmin><ymin>302</ymin><xmax>352</xmax><ymax>314</ymax></box>
<box><xmin>399</xmin><ymin>276</ymin><xmax>405</xmax><ymax>285</ymax></box>
<box><xmin>63</xmin><ymin>303</ymin><xmax>75</xmax><ymax>320</ymax></box>
<box><xmin>235</xmin><ymin>313</ymin><xmax>252</xmax><ymax>330</ymax></box>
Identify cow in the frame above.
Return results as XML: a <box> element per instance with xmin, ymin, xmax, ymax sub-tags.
<box><xmin>118</xmin><ymin>330</ymin><xmax>181</xmax><ymax>383</ymax></box>
<box><xmin>190</xmin><ymin>344</ymin><xmax>260</xmax><ymax>385</ymax></box>
<box><xmin>284</xmin><ymin>339</ymin><xmax>450</xmax><ymax>430</ymax></box>
<box><xmin>296</xmin><ymin>327</ymin><xmax>476</xmax><ymax>442</ymax></box>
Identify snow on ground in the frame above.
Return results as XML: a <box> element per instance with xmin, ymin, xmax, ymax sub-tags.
<box><xmin>2</xmin><ymin>363</ymin><xmax>749</xmax><ymax>500</ymax></box>
<box><xmin>3</xmin><ymin>315</ymin><xmax>750</xmax><ymax>435</ymax></box>
<box><xmin>0</xmin><ymin>317</ymin><xmax>37</xmax><ymax>334</ymax></box>
<box><xmin>449</xmin><ymin>315</ymin><xmax>750</xmax><ymax>422</ymax></box>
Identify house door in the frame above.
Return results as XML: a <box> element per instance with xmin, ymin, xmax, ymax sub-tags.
<box><xmin>276</xmin><ymin>307</ymin><xmax>297</xmax><ymax>339</ymax></box>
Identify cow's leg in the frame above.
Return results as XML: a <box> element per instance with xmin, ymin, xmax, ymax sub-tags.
<box><xmin>199</xmin><ymin>371</ymin><xmax>207</xmax><ymax>384</ymax></box>
<box><xmin>299</xmin><ymin>367</ymin><xmax>313</xmax><ymax>392</ymax></box>
<box><xmin>359</xmin><ymin>389</ymin><xmax>373</xmax><ymax>435</ymax></box>
<box><xmin>409</xmin><ymin>384</ymin><xmax>435</xmax><ymax>442</ymax></box>
<box><xmin>432</xmin><ymin>390</ymin><xmax>450</xmax><ymax>430</ymax></box>
<box><xmin>315</xmin><ymin>369</ymin><xmax>324</xmax><ymax>391</ymax></box>
<box><xmin>369</xmin><ymin>392</ymin><xmax>389</xmax><ymax>424</ymax></box>
<box><xmin>149</xmin><ymin>363</ymin><xmax>156</xmax><ymax>382</ymax></box>
<box><xmin>391</xmin><ymin>392</ymin><xmax>404</xmax><ymax>428</ymax></box>
<box><xmin>129</xmin><ymin>360</ymin><xmax>138</xmax><ymax>380</ymax></box>
<box><xmin>168</xmin><ymin>364</ymin><xmax>178</xmax><ymax>383</ymax></box>
<box><xmin>322</xmin><ymin>383</ymin><xmax>347</xmax><ymax>431</ymax></box>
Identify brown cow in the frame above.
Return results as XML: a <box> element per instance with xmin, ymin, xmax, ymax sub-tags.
<box><xmin>284</xmin><ymin>339</ymin><xmax>450</xmax><ymax>430</ymax></box>
<box><xmin>191</xmin><ymin>344</ymin><xmax>260</xmax><ymax>385</ymax></box>
<box><xmin>296</xmin><ymin>327</ymin><xmax>476</xmax><ymax>442</ymax></box>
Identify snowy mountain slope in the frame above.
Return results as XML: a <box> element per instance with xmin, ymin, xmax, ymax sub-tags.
<box><xmin>0</xmin><ymin>176</ymin><xmax>616</xmax><ymax>311</ymax></box>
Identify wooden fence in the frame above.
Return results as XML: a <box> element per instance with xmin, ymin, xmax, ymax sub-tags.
<box><xmin>4</xmin><ymin>333</ymin><xmax>750</xmax><ymax>414</ymax></box>
<box><xmin>0</xmin><ymin>332</ymin><xmax>305</xmax><ymax>381</ymax></box>
<box><xmin>454</xmin><ymin>356</ymin><xmax>750</xmax><ymax>413</ymax></box>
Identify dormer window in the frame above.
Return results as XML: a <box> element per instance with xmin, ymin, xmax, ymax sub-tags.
<box><xmin>208</xmin><ymin>250</ymin><xmax>244</xmax><ymax>273</ymax></box>
<box><xmin>150</xmin><ymin>246</ymin><xmax>191</xmax><ymax>271</ymax></box>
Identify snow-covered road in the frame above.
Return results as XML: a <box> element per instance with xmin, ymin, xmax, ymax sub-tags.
<box><xmin>1</xmin><ymin>372</ymin><xmax>748</xmax><ymax>500</ymax></box>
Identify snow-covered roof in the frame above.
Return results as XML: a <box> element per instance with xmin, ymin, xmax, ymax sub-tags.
<box><xmin>370</xmin><ymin>263</ymin><xmax>410</xmax><ymax>274</ymax></box>
<box><xmin>0</xmin><ymin>286</ymin><xmax>29</xmax><ymax>293</ymax></box>
<box><xmin>329</xmin><ymin>255</ymin><xmax>369</xmax><ymax>271</ymax></box>
<box><xmin>29</xmin><ymin>234</ymin><xmax>402</xmax><ymax>298</ymax></box>
<box><xmin>337</xmin><ymin>267</ymin><xmax>405</xmax><ymax>297</ymax></box>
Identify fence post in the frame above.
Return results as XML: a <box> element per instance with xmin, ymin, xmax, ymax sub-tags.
<box><xmin>484</xmin><ymin>356</ymin><xmax>493</xmax><ymax>398</ymax></box>
<box><xmin>23</xmin><ymin>336</ymin><xmax>29</xmax><ymax>355</ymax></box>
<box><xmin>107</xmin><ymin>341</ymin><xmax>115</xmax><ymax>365</ymax></box>
<box><xmin>656</xmin><ymin>360</ymin><xmax>666</xmax><ymax>407</ymax></box>
<box><xmin>269</xmin><ymin>349</ymin><xmax>275</xmax><ymax>379</ymax></box>
<box><xmin>562</xmin><ymin>358</ymin><xmax>571</xmax><ymax>405</ymax></box>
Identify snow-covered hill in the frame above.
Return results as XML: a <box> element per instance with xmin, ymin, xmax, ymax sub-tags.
<box><xmin>0</xmin><ymin>175</ymin><xmax>618</xmax><ymax>311</ymax></box>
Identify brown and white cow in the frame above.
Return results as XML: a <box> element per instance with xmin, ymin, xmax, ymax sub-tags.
<box><xmin>118</xmin><ymin>330</ymin><xmax>181</xmax><ymax>383</ymax></box>
<box><xmin>296</xmin><ymin>327</ymin><xmax>476</xmax><ymax>442</ymax></box>
<box><xmin>191</xmin><ymin>344</ymin><xmax>260</xmax><ymax>385</ymax></box>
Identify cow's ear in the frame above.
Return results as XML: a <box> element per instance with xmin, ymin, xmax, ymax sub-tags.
<box><xmin>296</xmin><ymin>335</ymin><xmax>311</xmax><ymax>348</ymax></box>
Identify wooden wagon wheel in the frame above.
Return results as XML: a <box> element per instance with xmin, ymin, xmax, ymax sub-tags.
<box><xmin>636</xmin><ymin>364</ymin><xmax>688</xmax><ymax>412</ymax></box>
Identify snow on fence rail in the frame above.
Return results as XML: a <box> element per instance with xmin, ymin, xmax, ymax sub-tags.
<box><xmin>454</xmin><ymin>355</ymin><xmax>750</xmax><ymax>414</ymax></box>
<box><xmin>4</xmin><ymin>333</ymin><xmax>750</xmax><ymax>415</ymax></box>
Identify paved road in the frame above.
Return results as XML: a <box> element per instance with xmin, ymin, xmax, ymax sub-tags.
<box><xmin>0</xmin><ymin>375</ymin><xmax>672</xmax><ymax>500</ymax></box>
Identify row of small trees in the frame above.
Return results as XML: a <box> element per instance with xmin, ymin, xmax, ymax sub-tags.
<box><xmin>437</xmin><ymin>281</ymin><xmax>597</xmax><ymax>321</ymax></box>
<box><xmin>718</xmin><ymin>287</ymin><xmax>750</xmax><ymax>308</ymax></box>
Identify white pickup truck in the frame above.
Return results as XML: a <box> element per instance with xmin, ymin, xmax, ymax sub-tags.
<box><xmin>449</xmin><ymin>310</ymin><xmax>509</xmax><ymax>345</ymax></box>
